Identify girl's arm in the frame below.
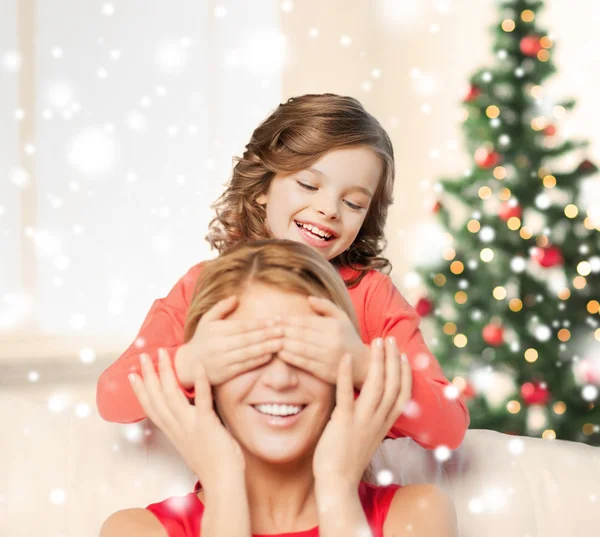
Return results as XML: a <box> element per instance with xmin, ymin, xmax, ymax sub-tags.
<box><xmin>96</xmin><ymin>264</ymin><xmax>203</xmax><ymax>423</ymax></box>
<box><xmin>383</xmin><ymin>484</ymin><xmax>458</xmax><ymax>537</ymax></box>
<box><xmin>366</xmin><ymin>274</ymin><xmax>471</xmax><ymax>450</ymax></box>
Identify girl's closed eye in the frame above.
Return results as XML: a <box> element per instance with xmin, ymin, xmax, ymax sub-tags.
<box><xmin>296</xmin><ymin>181</ymin><xmax>365</xmax><ymax>211</ymax></box>
<box><xmin>296</xmin><ymin>181</ymin><xmax>317</xmax><ymax>191</ymax></box>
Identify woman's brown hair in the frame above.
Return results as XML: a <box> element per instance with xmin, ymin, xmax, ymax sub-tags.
<box><xmin>184</xmin><ymin>238</ymin><xmax>359</xmax><ymax>342</ymax></box>
<box><xmin>205</xmin><ymin>93</ymin><xmax>395</xmax><ymax>288</ymax></box>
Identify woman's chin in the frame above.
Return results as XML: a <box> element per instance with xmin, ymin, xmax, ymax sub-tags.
<box><xmin>244</xmin><ymin>437</ymin><xmax>315</xmax><ymax>466</ymax></box>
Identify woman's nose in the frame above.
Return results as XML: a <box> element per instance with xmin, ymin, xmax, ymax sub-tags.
<box><xmin>260</xmin><ymin>357</ymin><xmax>299</xmax><ymax>389</ymax></box>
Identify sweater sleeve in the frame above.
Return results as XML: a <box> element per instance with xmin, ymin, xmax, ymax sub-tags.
<box><xmin>366</xmin><ymin>274</ymin><xmax>470</xmax><ymax>450</ymax></box>
<box><xmin>96</xmin><ymin>264</ymin><xmax>203</xmax><ymax>424</ymax></box>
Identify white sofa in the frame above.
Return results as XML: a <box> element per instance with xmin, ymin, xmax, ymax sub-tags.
<box><xmin>2</xmin><ymin>390</ymin><xmax>599</xmax><ymax>536</ymax></box>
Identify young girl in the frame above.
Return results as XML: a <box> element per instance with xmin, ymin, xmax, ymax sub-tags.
<box><xmin>100</xmin><ymin>240</ymin><xmax>458</xmax><ymax>537</ymax></box>
<box><xmin>96</xmin><ymin>93</ymin><xmax>469</xmax><ymax>450</ymax></box>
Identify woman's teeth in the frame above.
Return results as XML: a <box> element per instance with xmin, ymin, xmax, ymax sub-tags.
<box><xmin>253</xmin><ymin>404</ymin><xmax>304</xmax><ymax>416</ymax></box>
<box><xmin>295</xmin><ymin>222</ymin><xmax>333</xmax><ymax>240</ymax></box>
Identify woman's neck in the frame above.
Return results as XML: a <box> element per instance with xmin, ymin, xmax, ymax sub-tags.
<box><xmin>244</xmin><ymin>455</ymin><xmax>319</xmax><ymax>534</ymax></box>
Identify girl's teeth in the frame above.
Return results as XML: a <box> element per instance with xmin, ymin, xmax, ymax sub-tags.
<box><xmin>299</xmin><ymin>223</ymin><xmax>331</xmax><ymax>239</ymax></box>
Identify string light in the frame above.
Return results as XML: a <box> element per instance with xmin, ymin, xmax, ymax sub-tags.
<box><xmin>507</xmin><ymin>217</ymin><xmax>521</xmax><ymax>230</ymax></box>
<box><xmin>553</xmin><ymin>401</ymin><xmax>566</xmax><ymax>415</ymax></box>
<box><xmin>587</xmin><ymin>300</ymin><xmax>599</xmax><ymax>314</ymax></box>
<box><xmin>521</xmin><ymin>10</ymin><xmax>535</xmax><ymax>22</ymax></box>
<box><xmin>486</xmin><ymin>105</ymin><xmax>500</xmax><ymax>118</ymax></box>
<box><xmin>577</xmin><ymin>261</ymin><xmax>591</xmax><ymax>276</ymax></box>
<box><xmin>502</xmin><ymin>19</ymin><xmax>516</xmax><ymax>32</ymax></box>
<box><xmin>499</xmin><ymin>187</ymin><xmax>511</xmax><ymax>200</ymax></box>
<box><xmin>443</xmin><ymin>322</ymin><xmax>457</xmax><ymax>335</ymax></box>
<box><xmin>493</xmin><ymin>286</ymin><xmax>507</xmax><ymax>300</ymax></box>
<box><xmin>519</xmin><ymin>227</ymin><xmax>533</xmax><ymax>239</ymax></box>
<box><xmin>524</xmin><ymin>348</ymin><xmax>539</xmax><ymax>363</ymax></box>
<box><xmin>542</xmin><ymin>429</ymin><xmax>556</xmax><ymax>440</ymax></box>
<box><xmin>530</xmin><ymin>85</ymin><xmax>544</xmax><ymax>98</ymax></box>
<box><xmin>583</xmin><ymin>423</ymin><xmax>595</xmax><ymax>435</ymax></box>
<box><xmin>543</xmin><ymin>174</ymin><xmax>556</xmax><ymax>188</ymax></box>
<box><xmin>564</xmin><ymin>204</ymin><xmax>578</xmax><ymax>218</ymax></box>
<box><xmin>558</xmin><ymin>288</ymin><xmax>571</xmax><ymax>300</ymax></box>
<box><xmin>443</xmin><ymin>247</ymin><xmax>456</xmax><ymax>260</ymax></box>
<box><xmin>455</xmin><ymin>291</ymin><xmax>468</xmax><ymax>304</ymax></box>
<box><xmin>493</xmin><ymin>166</ymin><xmax>506</xmax><ymax>179</ymax></box>
<box><xmin>480</xmin><ymin>248</ymin><xmax>494</xmax><ymax>262</ymax></box>
<box><xmin>478</xmin><ymin>186</ymin><xmax>492</xmax><ymax>199</ymax></box>
<box><xmin>507</xmin><ymin>400</ymin><xmax>521</xmax><ymax>413</ymax></box>
<box><xmin>573</xmin><ymin>276</ymin><xmax>586</xmax><ymax>290</ymax></box>
<box><xmin>509</xmin><ymin>298</ymin><xmax>523</xmax><ymax>312</ymax></box>
<box><xmin>538</xmin><ymin>49</ymin><xmax>550</xmax><ymax>62</ymax></box>
<box><xmin>467</xmin><ymin>219</ymin><xmax>481</xmax><ymax>233</ymax></box>
<box><xmin>557</xmin><ymin>328</ymin><xmax>571</xmax><ymax>342</ymax></box>
<box><xmin>450</xmin><ymin>261</ymin><xmax>464</xmax><ymax>274</ymax></box>
<box><xmin>538</xmin><ymin>167</ymin><xmax>550</xmax><ymax>178</ymax></box>
<box><xmin>540</xmin><ymin>36</ymin><xmax>553</xmax><ymax>49</ymax></box>
<box><xmin>433</xmin><ymin>273</ymin><xmax>447</xmax><ymax>286</ymax></box>
<box><xmin>453</xmin><ymin>334</ymin><xmax>468</xmax><ymax>348</ymax></box>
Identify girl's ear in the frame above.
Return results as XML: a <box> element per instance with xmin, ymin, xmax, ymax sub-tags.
<box><xmin>256</xmin><ymin>193</ymin><xmax>267</xmax><ymax>205</ymax></box>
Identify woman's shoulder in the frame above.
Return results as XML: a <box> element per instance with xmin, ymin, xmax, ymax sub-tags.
<box><xmin>145</xmin><ymin>492</ymin><xmax>203</xmax><ymax>536</ymax></box>
<box><xmin>383</xmin><ymin>484</ymin><xmax>458</xmax><ymax>537</ymax></box>
<box><xmin>99</xmin><ymin>507</ymin><xmax>168</xmax><ymax>537</ymax></box>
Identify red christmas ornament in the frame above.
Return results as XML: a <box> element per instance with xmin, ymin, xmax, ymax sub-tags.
<box><xmin>578</xmin><ymin>159</ymin><xmax>598</xmax><ymax>172</ymax></box>
<box><xmin>498</xmin><ymin>201</ymin><xmax>522</xmax><ymax>221</ymax></box>
<box><xmin>520</xmin><ymin>35</ymin><xmax>543</xmax><ymax>57</ymax></box>
<box><xmin>521</xmin><ymin>381</ymin><xmax>551</xmax><ymax>406</ymax></box>
<box><xmin>482</xmin><ymin>323</ymin><xmax>505</xmax><ymax>347</ymax></box>
<box><xmin>531</xmin><ymin>245</ymin><xmax>563</xmax><ymax>268</ymax></box>
<box><xmin>475</xmin><ymin>147</ymin><xmax>501</xmax><ymax>169</ymax></box>
<box><xmin>415</xmin><ymin>297</ymin><xmax>433</xmax><ymax>317</ymax></box>
<box><xmin>543</xmin><ymin>125</ymin><xmax>556</xmax><ymax>136</ymax></box>
<box><xmin>464</xmin><ymin>85</ymin><xmax>482</xmax><ymax>102</ymax></box>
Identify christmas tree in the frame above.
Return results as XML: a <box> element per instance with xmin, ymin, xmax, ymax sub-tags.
<box><xmin>415</xmin><ymin>0</ymin><xmax>600</xmax><ymax>445</ymax></box>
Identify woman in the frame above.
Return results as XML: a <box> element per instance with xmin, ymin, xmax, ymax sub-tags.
<box><xmin>100</xmin><ymin>240</ymin><xmax>458</xmax><ymax>537</ymax></box>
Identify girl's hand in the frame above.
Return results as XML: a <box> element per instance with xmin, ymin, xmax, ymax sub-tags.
<box><xmin>176</xmin><ymin>295</ymin><xmax>284</xmax><ymax>386</ymax></box>
<box><xmin>277</xmin><ymin>296</ymin><xmax>370</xmax><ymax>387</ymax></box>
<box><xmin>313</xmin><ymin>337</ymin><xmax>412</xmax><ymax>489</ymax></box>
<box><xmin>130</xmin><ymin>348</ymin><xmax>246</xmax><ymax>489</ymax></box>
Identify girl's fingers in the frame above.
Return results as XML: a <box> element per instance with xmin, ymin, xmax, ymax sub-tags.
<box><xmin>201</xmin><ymin>295</ymin><xmax>239</xmax><ymax>322</ymax></box>
<box><xmin>193</xmin><ymin>362</ymin><xmax>214</xmax><ymax>414</ymax></box>
<box><xmin>279</xmin><ymin>337</ymin><xmax>322</xmax><ymax>360</ymax></box>
<box><xmin>223</xmin><ymin>338</ymin><xmax>283</xmax><ymax>367</ymax></box>
<box><xmin>279</xmin><ymin>325</ymin><xmax>322</xmax><ymax>347</ymax></box>
<box><xmin>222</xmin><ymin>325</ymin><xmax>284</xmax><ymax>353</ymax></box>
<box><xmin>307</xmin><ymin>295</ymin><xmax>347</xmax><ymax>320</ymax></box>
<box><xmin>335</xmin><ymin>353</ymin><xmax>354</xmax><ymax>414</ymax></box>
<box><xmin>157</xmin><ymin>348</ymin><xmax>194</xmax><ymax>414</ymax></box>
<box><xmin>221</xmin><ymin>352</ymin><xmax>275</xmax><ymax>380</ymax></box>
<box><xmin>216</xmin><ymin>318</ymin><xmax>280</xmax><ymax>337</ymax></box>
<box><xmin>377</xmin><ymin>338</ymin><xmax>402</xmax><ymax>419</ymax></box>
<box><xmin>277</xmin><ymin>350</ymin><xmax>329</xmax><ymax>380</ymax></box>
<box><xmin>356</xmin><ymin>339</ymin><xmax>385</xmax><ymax>416</ymax></box>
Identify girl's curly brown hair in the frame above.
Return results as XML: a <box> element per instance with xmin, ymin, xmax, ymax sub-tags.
<box><xmin>205</xmin><ymin>93</ymin><xmax>395</xmax><ymax>287</ymax></box>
